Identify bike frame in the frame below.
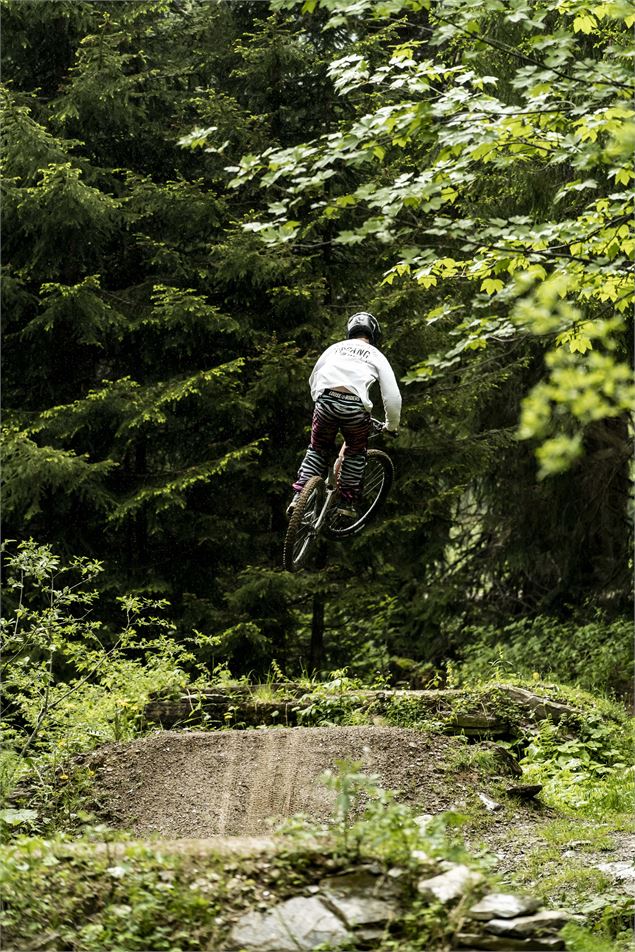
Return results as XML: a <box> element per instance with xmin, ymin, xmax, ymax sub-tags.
<box><xmin>309</xmin><ymin>442</ymin><xmax>345</xmax><ymax>535</ymax></box>
<box><xmin>308</xmin><ymin>418</ymin><xmax>383</xmax><ymax>536</ymax></box>
<box><xmin>283</xmin><ymin>417</ymin><xmax>392</xmax><ymax>571</ymax></box>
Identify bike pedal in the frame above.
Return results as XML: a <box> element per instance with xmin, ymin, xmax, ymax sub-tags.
<box><xmin>335</xmin><ymin>506</ymin><xmax>358</xmax><ymax>519</ymax></box>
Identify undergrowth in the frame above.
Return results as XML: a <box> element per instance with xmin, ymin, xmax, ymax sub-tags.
<box><xmin>0</xmin><ymin>540</ymin><xmax>209</xmax><ymax>835</ymax></box>
<box><xmin>0</xmin><ymin>766</ymin><xmax>477</xmax><ymax>952</ymax></box>
<box><xmin>507</xmin><ymin>816</ymin><xmax>635</xmax><ymax>951</ymax></box>
<box><xmin>454</xmin><ymin>615</ymin><xmax>633</xmax><ymax>700</ymax></box>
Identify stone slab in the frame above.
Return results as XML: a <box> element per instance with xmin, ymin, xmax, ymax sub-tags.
<box><xmin>468</xmin><ymin>893</ymin><xmax>540</xmax><ymax>920</ymax></box>
<box><xmin>485</xmin><ymin>910</ymin><xmax>571</xmax><ymax>937</ymax></box>
<box><xmin>457</xmin><ymin>939</ymin><xmax>564</xmax><ymax>952</ymax></box>
<box><xmin>418</xmin><ymin>864</ymin><xmax>484</xmax><ymax>903</ymax></box>
<box><xmin>228</xmin><ymin>896</ymin><xmax>349</xmax><ymax>951</ymax></box>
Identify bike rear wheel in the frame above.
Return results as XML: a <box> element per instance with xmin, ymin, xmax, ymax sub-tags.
<box><xmin>324</xmin><ymin>449</ymin><xmax>393</xmax><ymax>539</ymax></box>
<box><xmin>283</xmin><ymin>476</ymin><xmax>326</xmax><ymax>572</ymax></box>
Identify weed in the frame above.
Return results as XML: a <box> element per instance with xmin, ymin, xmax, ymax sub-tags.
<box><xmin>295</xmin><ymin>670</ymin><xmax>370</xmax><ymax>726</ymax></box>
<box><xmin>446</xmin><ymin>738</ymin><xmax>500</xmax><ymax>776</ymax></box>
<box><xmin>538</xmin><ymin>818</ymin><xmax>615</xmax><ymax>852</ymax></box>
<box><xmin>562</xmin><ymin>920</ymin><xmax>634</xmax><ymax>952</ymax></box>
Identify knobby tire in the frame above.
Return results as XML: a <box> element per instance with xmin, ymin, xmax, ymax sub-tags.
<box><xmin>283</xmin><ymin>475</ymin><xmax>326</xmax><ymax>572</ymax></box>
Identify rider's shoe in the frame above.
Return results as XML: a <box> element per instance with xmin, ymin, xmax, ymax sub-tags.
<box><xmin>286</xmin><ymin>493</ymin><xmax>301</xmax><ymax>519</ymax></box>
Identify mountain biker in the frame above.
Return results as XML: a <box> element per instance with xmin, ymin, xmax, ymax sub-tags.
<box><xmin>287</xmin><ymin>312</ymin><xmax>402</xmax><ymax>518</ymax></box>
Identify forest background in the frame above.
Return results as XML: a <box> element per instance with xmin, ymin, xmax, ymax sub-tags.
<box><xmin>2</xmin><ymin>0</ymin><xmax>633</xmax><ymax>692</ymax></box>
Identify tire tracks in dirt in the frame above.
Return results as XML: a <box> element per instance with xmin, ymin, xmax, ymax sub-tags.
<box><xmin>89</xmin><ymin>726</ymin><xmax>464</xmax><ymax>838</ymax></box>
<box><xmin>244</xmin><ymin>729</ymin><xmax>300</xmax><ymax>830</ymax></box>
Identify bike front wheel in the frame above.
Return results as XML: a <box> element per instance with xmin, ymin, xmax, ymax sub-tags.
<box><xmin>283</xmin><ymin>475</ymin><xmax>326</xmax><ymax>572</ymax></box>
<box><xmin>324</xmin><ymin>449</ymin><xmax>394</xmax><ymax>539</ymax></box>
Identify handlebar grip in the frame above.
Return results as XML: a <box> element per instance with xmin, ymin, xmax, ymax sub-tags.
<box><xmin>370</xmin><ymin>418</ymin><xmax>398</xmax><ymax>438</ymax></box>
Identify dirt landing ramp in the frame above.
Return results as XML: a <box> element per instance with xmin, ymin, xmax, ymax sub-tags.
<box><xmin>89</xmin><ymin>726</ymin><xmax>464</xmax><ymax>838</ymax></box>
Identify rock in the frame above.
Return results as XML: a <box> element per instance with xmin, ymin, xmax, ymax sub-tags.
<box><xmin>321</xmin><ymin>890</ymin><xmax>398</xmax><ymax>928</ymax></box>
<box><xmin>456</xmin><ymin>933</ymin><xmax>565</xmax><ymax>950</ymax></box>
<box><xmin>594</xmin><ymin>860</ymin><xmax>635</xmax><ymax>896</ymax></box>
<box><xmin>491</xmin><ymin>744</ymin><xmax>523</xmax><ymax>777</ymax></box>
<box><xmin>505</xmin><ymin>784</ymin><xmax>543</xmax><ymax>800</ymax></box>
<box><xmin>485</xmin><ymin>910</ymin><xmax>571</xmax><ymax>937</ymax></box>
<box><xmin>417</xmin><ymin>864</ymin><xmax>484</xmax><ymax>904</ymax></box>
<box><xmin>355</xmin><ymin>926</ymin><xmax>388</xmax><ymax>945</ymax></box>
<box><xmin>495</xmin><ymin>685</ymin><xmax>577</xmax><ymax>723</ymax></box>
<box><xmin>478</xmin><ymin>792</ymin><xmax>502</xmax><ymax>812</ymax></box>
<box><xmin>594</xmin><ymin>860</ymin><xmax>635</xmax><ymax>881</ymax></box>
<box><xmin>227</xmin><ymin>896</ymin><xmax>349</xmax><ymax>951</ymax></box>
<box><xmin>414</xmin><ymin>813</ymin><xmax>434</xmax><ymax>832</ymax></box>
<box><xmin>319</xmin><ymin>870</ymin><xmax>378</xmax><ymax>894</ymax></box>
<box><xmin>448</xmin><ymin>712</ymin><xmax>507</xmax><ymax>735</ymax></box>
<box><xmin>319</xmin><ymin>869</ymin><xmax>401</xmax><ymax>925</ymax></box>
<box><xmin>468</xmin><ymin>893</ymin><xmax>540</xmax><ymax>920</ymax></box>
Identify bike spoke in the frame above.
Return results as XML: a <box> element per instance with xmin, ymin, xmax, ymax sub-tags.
<box><xmin>362</xmin><ymin>465</ymin><xmax>384</xmax><ymax>501</ymax></box>
<box><xmin>363</xmin><ymin>472</ymin><xmax>383</xmax><ymax>498</ymax></box>
<box><xmin>323</xmin><ymin>451</ymin><xmax>392</xmax><ymax>539</ymax></box>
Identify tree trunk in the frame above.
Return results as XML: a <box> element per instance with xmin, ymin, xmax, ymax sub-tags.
<box><xmin>309</xmin><ymin>545</ymin><xmax>328</xmax><ymax>673</ymax></box>
<box><xmin>309</xmin><ymin>590</ymin><xmax>325</xmax><ymax>674</ymax></box>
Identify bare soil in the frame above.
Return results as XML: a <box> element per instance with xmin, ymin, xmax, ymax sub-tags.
<box><xmin>87</xmin><ymin>726</ymin><xmax>470</xmax><ymax>838</ymax></box>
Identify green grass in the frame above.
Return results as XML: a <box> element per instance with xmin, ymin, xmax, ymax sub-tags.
<box><xmin>445</xmin><ymin>741</ymin><xmax>501</xmax><ymax>776</ymax></box>
<box><xmin>503</xmin><ymin>815</ymin><xmax>634</xmax><ymax>952</ymax></box>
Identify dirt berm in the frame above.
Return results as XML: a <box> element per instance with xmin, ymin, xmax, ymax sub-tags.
<box><xmin>87</xmin><ymin>726</ymin><xmax>472</xmax><ymax>838</ymax></box>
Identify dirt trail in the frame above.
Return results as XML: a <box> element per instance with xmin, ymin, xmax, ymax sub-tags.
<box><xmin>88</xmin><ymin>726</ymin><xmax>466</xmax><ymax>838</ymax></box>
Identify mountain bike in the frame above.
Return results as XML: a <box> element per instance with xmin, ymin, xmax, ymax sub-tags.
<box><xmin>283</xmin><ymin>419</ymin><xmax>394</xmax><ymax>572</ymax></box>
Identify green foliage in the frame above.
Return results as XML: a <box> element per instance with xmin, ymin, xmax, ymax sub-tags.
<box><xmin>455</xmin><ymin>615</ymin><xmax>633</xmax><ymax>698</ymax></box>
<box><xmin>0</xmin><ymin>837</ymin><xmax>232</xmax><ymax>952</ymax></box>
<box><xmin>212</xmin><ymin>0</ymin><xmax>634</xmax><ymax>627</ymax></box>
<box><xmin>2</xmin><ymin>0</ymin><xmax>631</xmax><ymax>673</ymax></box>
<box><xmin>561</xmin><ymin>923</ymin><xmax>634</xmax><ymax>952</ymax></box>
<box><xmin>1</xmin><ymin>1</ymin><xmax>328</xmax><ymax>643</ymax></box>
<box><xmin>320</xmin><ymin>759</ymin><xmax>425</xmax><ymax>862</ymax></box>
<box><xmin>519</xmin><ymin>712</ymin><xmax>634</xmax><ymax>814</ymax></box>
<box><xmin>295</xmin><ymin>671</ymin><xmax>370</xmax><ymax>726</ymax></box>
<box><xmin>0</xmin><ymin>541</ymin><xmax>204</xmax><ymax>813</ymax></box>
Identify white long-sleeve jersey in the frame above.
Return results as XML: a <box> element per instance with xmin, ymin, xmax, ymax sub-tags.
<box><xmin>309</xmin><ymin>338</ymin><xmax>402</xmax><ymax>431</ymax></box>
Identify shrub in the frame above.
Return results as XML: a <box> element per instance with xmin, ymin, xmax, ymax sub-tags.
<box><xmin>1</xmin><ymin>540</ymin><xmax>206</xmax><ymax>813</ymax></box>
<box><xmin>455</xmin><ymin>616</ymin><xmax>632</xmax><ymax>698</ymax></box>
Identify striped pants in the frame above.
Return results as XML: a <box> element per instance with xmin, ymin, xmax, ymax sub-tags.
<box><xmin>293</xmin><ymin>391</ymin><xmax>371</xmax><ymax>501</ymax></box>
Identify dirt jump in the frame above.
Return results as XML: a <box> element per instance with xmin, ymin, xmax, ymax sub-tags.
<box><xmin>87</xmin><ymin>726</ymin><xmax>470</xmax><ymax>838</ymax></box>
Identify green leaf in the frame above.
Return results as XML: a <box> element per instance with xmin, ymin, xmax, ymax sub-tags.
<box><xmin>572</xmin><ymin>14</ymin><xmax>597</xmax><ymax>33</ymax></box>
<box><xmin>481</xmin><ymin>278</ymin><xmax>504</xmax><ymax>294</ymax></box>
<box><xmin>0</xmin><ymin>808</ymin><xmax>39</xmax><ymax>826</ymax></box>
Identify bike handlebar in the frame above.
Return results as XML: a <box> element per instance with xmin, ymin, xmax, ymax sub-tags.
<box><xmin>370</xmin><ymin>418</ymin><xmax>398</xmax><ymax>438</ymax></box>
